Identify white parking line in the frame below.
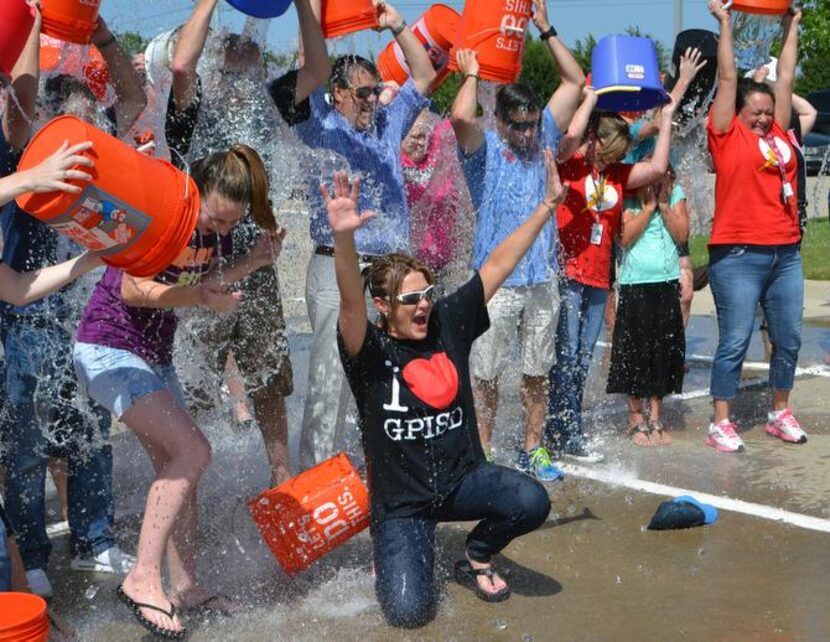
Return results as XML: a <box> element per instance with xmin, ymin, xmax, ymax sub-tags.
<box><xmin>561</xmin><ymin>463</ymin><xmax>830</xmax><ymax>534</ymax></box>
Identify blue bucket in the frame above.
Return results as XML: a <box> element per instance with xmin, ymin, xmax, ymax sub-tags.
<box><xmin>591</xmin><ymin>35</ymin><xmax>668</xmax><ymax>112</ymax></box>
<box><xmin>225</xmin><ymin>0</ymin><xmax>292</xmax><ymax>19</ymax></box>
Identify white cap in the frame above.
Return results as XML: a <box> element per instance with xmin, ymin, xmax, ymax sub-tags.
<box><xmin>744</xmin><ymin>56</ymin><xmax>778</xmax><ymax>83</ymax></box>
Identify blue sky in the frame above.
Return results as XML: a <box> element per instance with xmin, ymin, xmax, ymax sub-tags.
<box><xmin>100</xmin><ymin>0</ymin><xmax>716</xmax><ymax>60</ymax></box>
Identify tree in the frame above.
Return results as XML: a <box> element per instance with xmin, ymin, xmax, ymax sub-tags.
<box><xmin>795</xmin><ymin>0</ymin><xmax>830</xmax><ymax>96</ymax></box>
<box><xmin>114</xmin><ymin>31</ymin><xmax>148</xmax><ymax>57</ymax></box>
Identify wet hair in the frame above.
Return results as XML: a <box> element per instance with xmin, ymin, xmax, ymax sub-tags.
<box><xmin>736</xmin><ymin>78</ymin><xmax>775</xmax><ymax>113</ymax></box>
<box><xmin>363</xmin><ymin>253</ymin><xmax>434</xmax><ymax>332</ymax></box>
<box><xmin>587</xmin><ymin>111</ymin><xmax>631</xmax><ymax>164</ymax></box>
<box><xmin>330</xmin><ymin>55</ymin><xmax>381</xmax><ymax>90</ymax></box>
<box><xmin>494</xmin><ymin>83</ymin><xmax>543</xmax><ymax>122</ymax></box>
<box><xmin>222</xmin><ymin>33</ymin><xmax>261</xmax><ymax>66</ymax></box>
<box><xmin>191</xmin><ymin>144</ymin><xmax>275</xmax><ymax>231</ymax></box>
<box><xmin>43</xmin><ymin>74</ymin><xmax>96</xmax><ymax>107</ymax></box>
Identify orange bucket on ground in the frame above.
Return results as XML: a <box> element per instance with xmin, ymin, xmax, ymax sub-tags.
<box><xmin>448</xmin><ymin>0</ymin><xmax>532</xmax><ymax>83</ymax></box>
<box><xmin>0</xmin><ymin>0</ymin><xmax>35</xmax><ymax>82</ymax></box>
<box><xmin>726</xmin><ymin>0</ymin><xmax>791</xmax><ymax>14</ymax></box>
<box><xmin>249</xmin><ymin>453</ymin><xmax>370</xmax><ymax>575</ymax></box>
<box><xmin>41</xmin><ymin>0</ymin><xmax>101</xmax><ymax>45</ymax></box>
<box><xmin>15</xmin><ymin>116</ymin><xmax>200</xmax><ymax>278</ymax></box>
<box><xmin>321</xmin><ymin>0</ymin><xmax>379</xmax><ymax>39</ymax></box>
<box><xmin>0</xmin><ymin>593</ymin><xmax>49</xmax><ymax>642</ymax></box>
<box><xmin>377</xmin><ymin>4</ymin><xmax>460</xmax><ymax>91</ymax></box>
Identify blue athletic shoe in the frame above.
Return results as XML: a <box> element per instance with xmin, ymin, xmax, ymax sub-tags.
<box><xmin>516</xmin><ymin>446</ymin><xmax>564</xmax><ymax>482</ymax></box>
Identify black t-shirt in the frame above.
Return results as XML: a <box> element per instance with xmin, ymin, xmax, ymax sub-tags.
<box><xmin>338</xmin><ymin>273</ymin><xmax>490</xmax><ymax>522</ymax></box>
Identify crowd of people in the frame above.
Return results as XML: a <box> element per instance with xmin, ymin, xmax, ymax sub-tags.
<box><xmin>0</xmin><ymin>0</ymin><xmax>814</xmax><ymax>635</ymax></box>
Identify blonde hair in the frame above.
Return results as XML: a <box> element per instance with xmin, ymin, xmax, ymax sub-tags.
<box><xmin>590</xmin><ymin>113</ymin><xmax>632</xmax><ymax>164</ymax></box>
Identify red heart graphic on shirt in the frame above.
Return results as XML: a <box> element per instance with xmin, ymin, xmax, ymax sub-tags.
<box><xmin>401</xmin><ymin>352</ymin><xmax>459</xmax><ymax>410</ymax></box>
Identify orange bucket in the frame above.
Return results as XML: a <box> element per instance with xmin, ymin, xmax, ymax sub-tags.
<box><xmin>727</xmin><ymin>0</ymin><xmax>791</xmax><ymax>14</ymax></box>
<box><xmin>0</xmin><ymin>0</ymin><xmax>35</xmax><ymax>82</ymax></box>
<box><xmin>377</xmin><ymin>4</ymin><xmax>461</xmax><ymax>91</ymax></box>
<box><xmin>448</xmin><ymin>0</ymin><xmax>532</xmax><ymax>84</ymax></box>
<box><xmin>321</xmin><ymin>0</ymin><xmax>379</xmax><ymax>39</ymax></box>
<box><xmin>248</xmin><ymin>453</ymin><xmax>370</xmax><ymax>575</ymax></box>
<box><xmin>41</xmin><ymin>0</ymin><xmax>101</xmax><ymax>45</ymax></box>
<box><xmin>15</xmin><ymin>116</ymin><xmax>200</xmax><ymax>278</ymax></box>
<box><xmin>0</xmin><ymin>593</ymin><xmax>49</xmax><ymax>642</ymax></box>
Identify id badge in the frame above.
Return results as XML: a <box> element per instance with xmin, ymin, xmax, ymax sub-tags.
<box><xmin>782</xmin><ymin>182</ymin><xmax>794</xmax><ymax>200</ymax></box>
<box><xmin>590</xmin><ymin>223</ymin><xmax>604</xmax><ymax>246</ymax></box>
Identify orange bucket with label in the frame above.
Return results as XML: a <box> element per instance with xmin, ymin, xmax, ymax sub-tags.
<box><xmin>377</xmin><ymin>4</ymin><xmax>460</xmax><ymax>91</ymax></box>
<box><xmin>16</xmin><ymin>116</ymin><xmax>200</xmax><ymax>278</ymax></box>
<box><xmin>0</xmin><ymin>593</ymin><xmax>49</xmax><ymax>642</ymax></box>
<box><xmin>0</xmin><ymin>0</ymin><xmax>35</xmax><ymax>82</ymax></box>
<box><xmin>249</xmin><ymin>453</ymin><xmax>370</xmax><ymax>575</ymax></box>
<box><xmin>724</xmin><ymin>0</ymin><xmax>791</xmax><ymax>14</ymax></box>
<box><xmin>448</xmin><ymin>0</ymin><xmax>531</xmax><ymax>84</ymax></box>
<box><xmin>41</xmin><ymin>0</ymin><xmax>101</xmax><ymax>45</ymax></box>
<box><xmin>321</xmin><ymin>0</ymin><xmax>379</xmax><ymax>39</ymax></box>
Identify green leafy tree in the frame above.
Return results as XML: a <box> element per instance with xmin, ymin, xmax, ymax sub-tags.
<box><xmin>795</xmin><ymin>0</ymin><xmax>830</xmax><ymax>96</ymax></box>
<box><xmin>114</xmin><ymin>31</ymin><xmax>148</xmax><ymax>57</ymax></box>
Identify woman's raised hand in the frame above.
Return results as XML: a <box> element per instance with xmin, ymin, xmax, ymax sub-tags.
<box><xmin>455</xmin><ymin>49</ymin><xmax>480</xmax><ymax>78</ymax></box>
<box><xmin>321</xmin><ymin>172</ymin><xmax>376</xmax><ymax>235</ymax></box>
<box><xmin>678</xmin><ymin>47</ymin><xmax>707</xmax><ymax>84</ymax></box>
<box><xmin>21</xmin><ymin>140</ymin><xmax>94</xmax><ymax>194</ymax></box>
<box><xmin>708</xmin><ymin>0</ymin><xmax>731</xmax><ymax>23</ymax></box>
<box><xmin>542</xmin><ymin>149</ymin><xmax>568</xmax><ymax>209</ymax></box>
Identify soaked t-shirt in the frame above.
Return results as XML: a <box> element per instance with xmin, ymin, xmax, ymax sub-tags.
<box><xmin>338</xmin><ymin>273</ymin><xmax>489</xmax><ymax>522</ymax></box>
<box><xmin>75</xmin><ymin>229</ymin><xmax>231</xmax><ymax>365</ymax></box>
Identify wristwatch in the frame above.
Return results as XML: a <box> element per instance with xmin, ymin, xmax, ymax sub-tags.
<box><xmin>539</xmin><ymin>25</ymin><xmax>558</xmax><ymax>41</ymax></box>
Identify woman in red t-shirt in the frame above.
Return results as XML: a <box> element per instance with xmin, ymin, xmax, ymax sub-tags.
<box><xmin>704</xmin><ymin>2</ymin><xmax>806</xmax><ymax>454</ymax></box>
<box><xmin>546</xmin><ymin>87</ymin><xmax>677</xmax><ymax>461</ymax></box>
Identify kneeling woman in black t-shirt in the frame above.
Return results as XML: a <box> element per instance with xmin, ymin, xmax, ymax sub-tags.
<box><xmin>325</xmin><ymin>152</ymin><xmax>567</xmax><ymax>627</ymax></box>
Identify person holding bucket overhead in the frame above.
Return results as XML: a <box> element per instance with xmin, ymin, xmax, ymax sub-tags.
<box><xmin>451</xmin><ymin>0</ymin><xmax>585</xmax><ymax>480</ymax></box>
<box><xmin>72</xmin><ymin>145</ymin><xmax>284</xmax><ymax>639</ymax></box>
<box><xmin>166</xmin><ymin>0</ymin><xmax>330</xmax><ymax>486</ymax></box>
<box><xmin>547</xmin><ymin>77</ymin><xmax>677</xmax><ymax>462</ymax></box>
<box><xmin>0</xmin><ymin>9</ymin><xmax>145</xmax><ymax>600</ymax></box>
<box><xmin>328</xmin><ymin>151</ymin><xmax>566</xmax><ymax>624</ymax></box>
<box><xmin>292</xmin><ymin>0</ymin><xmax>438</xmax><ymax>471</ymax></box>
<box><xmin>704</xmin><ymin>2</ymin><xmax>806</xmax><ymax>453</ymax></box>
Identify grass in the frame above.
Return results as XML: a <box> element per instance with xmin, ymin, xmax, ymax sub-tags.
<box><xmin>688</xmin><ymin>217</ymin><xmax>830</xmax><ymax>281</ymax></box>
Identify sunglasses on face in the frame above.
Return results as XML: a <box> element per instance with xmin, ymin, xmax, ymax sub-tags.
<box><xmin>394</xmin><ymin>285</ymin><xmax>436</xmax><ymax>305</ymax></box>
<box><xmin>506</xmin><ymin>118</ymin><xmax>541</xmax><ymax>133</ymax></box>
<box><xmin>350</xmin><ymin>85</ymin><xmax>383</xmax><ymax>100</ymax></box>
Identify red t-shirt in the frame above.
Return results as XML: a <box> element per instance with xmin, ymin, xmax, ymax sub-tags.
<box><xmin>557</xmin><ymin>154</ymin><xmax>633</xmax><ymax>288</ymax></box>
<box><xmin>707</xmin><ymin>114</ymin><xmax>800</xmax><ymax>246</ymax></box>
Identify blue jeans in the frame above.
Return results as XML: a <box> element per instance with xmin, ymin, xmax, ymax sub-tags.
<box><xmin>709</xmin><ymin>244</ymin><xmax>804</xmax><ymax>400</ymax></box>
<box><xmin>546</xmin><ymin>278</ymin><xmax>609</xmax><ymax>451</ymax></box>
<box><xmin>372</xmin><ymin>463</ymin><xmax>550</xmax><ymax>628</ymax></box>
<box><xmin>1</xmin><ymin>316</ymin><xmax>115</xmax><ymax>570</ymax></box>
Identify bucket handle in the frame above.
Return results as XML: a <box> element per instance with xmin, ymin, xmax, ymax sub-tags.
<box><xmin>721</xmin><ymin>0</ymin><xmax>733</xmax><ymax>9</ymax></box>
<box><xmin>169</xmin><ymin>146</ymin><xmax>191</xmax><ymax>199</ymax></box>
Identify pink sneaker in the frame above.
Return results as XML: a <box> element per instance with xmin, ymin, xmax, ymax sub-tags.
<box><xmin>706</xmin><ymin>419</ymin><xmax>745</xmax><ymax>453</ymax></box>
<box><xmin>765</xmin><ymin>409</ymin><xmax>807</xmax><ymax>444</ymax></box>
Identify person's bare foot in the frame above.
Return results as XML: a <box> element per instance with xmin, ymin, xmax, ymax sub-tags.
<box><xmin>628</xmin><ymin>423</ymin><xmax>659</xmax><ymax>447</ymax></box>
<box><xmin>172</xmin><ymin>586</ymin><xmax>242</xmax><ymax>616</ymax></box>
<box><xmin>120</xmin><ymin>573</ymin><xmax>184</xmax><ymax>636</ymax></box>
<box><xmin>466</xmin><ymin>554</ymin><xmax>507</xmax><ymax>596</ymax></box>
<box><xmin>649</xmin><ymin>421</ymin><xmax>672</xmax><ymax>446</ymax></box>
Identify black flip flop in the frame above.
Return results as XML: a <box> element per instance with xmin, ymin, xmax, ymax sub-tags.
<box><xmin>454</xmin><ymin>560</ymin><xmax>511</xmax><ymax>603</ymax></box>
<box><xmin>182</xmin><ymin>594</ymin><xmax>236</xmax><ymax>618</ymax></box>
<box><xmin>116</xmin><ymin>584</ymin><xmax>187</xmax><ymax>640</ymax></box>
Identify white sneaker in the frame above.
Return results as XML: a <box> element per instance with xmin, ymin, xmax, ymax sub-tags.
<box><xmin>765</xmin><ymin>409</ymin><xmax>807</xmax><ymax>444</ymax></box>
<box><xmin>706</xmin><ymin>419</ymin><xmax>745</xmax><ymax>453</ymax></box>
<box><xmin>70</xmin><ymin>545</ymin><xmax>136</xmax><ymax>574</ymax></box>
<box><xmin>26</xmin><ymin>568</ymin><xmax>54</xmax><ymax>598</ymax></box>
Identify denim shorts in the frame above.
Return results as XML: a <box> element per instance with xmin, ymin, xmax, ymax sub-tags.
<box><xmin>73</xmin><ymin>342</ymin><xmax>187</xmax><ymax>419</ymax></box>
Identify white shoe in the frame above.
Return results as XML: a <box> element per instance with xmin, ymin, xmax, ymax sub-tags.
<box><xmin>706</xmin><ymin>419</ymin><xmax>745</xmax><ymax>453</ymax></box>
<box><xmin>26</xmin><ymin>568</ymin><xmax>54</xmax><ymax>598</ymax></box>
<box><xmin>70</xmin><ymin>545</ymin><xmax>136</xmax><ymax>574</ymax></box>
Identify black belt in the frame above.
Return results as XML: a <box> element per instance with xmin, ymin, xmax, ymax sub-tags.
<box><xmin>315</xmin><ymin>245</ymin><xmax>382</xmax><ymax>264</ymax></box>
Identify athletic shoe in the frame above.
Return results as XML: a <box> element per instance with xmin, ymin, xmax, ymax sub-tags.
<box><xmin>517</xmin><ymin>447</ymin><xmax>564</xmax><ymax>482</ymax></box>
<box><xmin>71</xmin><ymin>545</ymin><xmax>136</xmax><ymax>574</ymax></box>
<box><xmin>765</xmin><ymin>409</ymin><xmax>807</xmax><ymax>444</ymax></box>
<box><xmin>563</xmin><ymin>444</ymin><xmax>605</xmax><ymax>463</ymax></box>
<box><xmin>705</xmin><ymin>419</ymin><xmax>745</xmax><ymax>453</ymax></box>
<box><xmin>26</xmin><ymin>568</ymin><xmax>53</xmax><ymax>598</ymax></box>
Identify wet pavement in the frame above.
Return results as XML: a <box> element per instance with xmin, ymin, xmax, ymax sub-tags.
<box><xmin>43</xmin><ymin>316</ymin><xmax>830</xmax><ymax>641</ymax></box>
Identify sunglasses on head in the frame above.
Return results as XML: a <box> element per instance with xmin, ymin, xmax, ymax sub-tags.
<box><xmin>394</xmin><ymin>285</ymin><xmax>436</xmax><ymax>305</ymax></box>
<box><xmin>351</xmin><ymin>85</ymin><xmax>383</xmax><ymax>100</ymax></box>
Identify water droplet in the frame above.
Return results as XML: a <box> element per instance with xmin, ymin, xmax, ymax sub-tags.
<box><xmin>616</xmin><ymin>575</ymin><xmax>622</xmax><ymax>584</ymax></box>
<box><xmin>85</xmin><ymin>585</ymin><xmax>98</xmax><ymax>600</ymax></box>
<box><xmin>491</xmin><ymin>619</ymin><xmax>508</xmax><ymax>631</ymax></box>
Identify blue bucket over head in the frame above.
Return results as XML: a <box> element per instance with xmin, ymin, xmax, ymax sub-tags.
<box><xmin>591</xmin><ymin>35</ymin><xmax>668</xmax><ymax>112</ymax></box>
<box><xmin>225</xmin><ymin>0</ymin><xmax>292</xmax><ymax>19</ymax></box>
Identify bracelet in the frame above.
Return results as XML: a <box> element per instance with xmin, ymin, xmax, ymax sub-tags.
<box><xmin>94</xmin><ymin>34</ymin><xmax>117</xmax><ymax>49</ymax></box>
<box><xmin>463</xmin><ymin>73</ymin><xmax>480</xmax><ymax>82</ymax></box>
<box><xmin>391</xmin><ymin>20</ymin><xmax>406</xmax><ymax>37</ymax></box>
<box><xmin>542</xmin><ymin>199</ymin><xmax>556</xmax><ymax>211</ymax></box>
<box><xmin>539</xmin><ymin>25</ymin><xmax>558</xmax><ymax>41</ymax></box>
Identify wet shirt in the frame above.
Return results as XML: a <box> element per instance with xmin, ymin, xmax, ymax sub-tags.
<box><xmin>707</xmin><ymin>113</ymin><xmax>800</xmax><ymax>247</ymax></box>
<box><xmin>75</xmin><ymin>229</ymin><xmax>231</xmax><ymax>365</ymax></box>
<box><xmin>293</xmin><ymin>79</ymin><xmax>429</xmax><ymax>255</ymax></box>
<box><xmin>557</xmin><ymin>154</ymin><xmax>633</xmax><ymax>289</ymax></box>
<box><xmin>619</xmin><ymin>184</ymin><xmax>685</xmax><ymax>285</ymax></box>
<box><xmin>338</xmin><ymin>273</ymin><xmax>489</xmax><ymax>522</ymax></box>
<box><xmin>460</xmin><ymin>107</ymin><xmax>562</xmax><ymax>287</ymax></box>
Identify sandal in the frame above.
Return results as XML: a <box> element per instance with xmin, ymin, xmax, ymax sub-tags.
<box><xmin>116</xmin><ymin>584</ymin><xmax>186</xmax><ymax>640</ymax></box>
<box><xmin>627</xmin><ymin>423</ymin><xmax>658</xmax><ymax>447</ymax></box>
<box><xmin>454</xmin><ymin>559</ymin><xmax>511</xmax><ymax>603</ymax></box>
<box><xmin>649</xmin><ymin>421</ymin><xmax>672</xmax><ymax>446</ymax></box>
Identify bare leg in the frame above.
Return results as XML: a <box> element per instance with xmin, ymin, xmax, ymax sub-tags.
<box><xmin>713</xmin><ymin>399</ymin><xmax>731</xmax><ymax>424</ymax></box>
<box><xmin>252</xmin><ymin>391</ymin><xmax>290</xmax><ymax>486</ymax></box>
<box><xmin>225</xmin><ymin>352</ymin><xmax>253</xmax><ymax>425</ymax></box>
<box><xmin>648</xmin><ymin>397</ymin><xmax>671</xmax><ymax>445</ymax></box>
<box><xmin>627</xmin><ymin>397</ymin><xmax>656</xmax><ymax>447</ymax></box>
<box><xmin>48</xmin><ymin>458</ymin><xmax>69</xmax><ymax>522</ymax></box>
<box><xmin>473</xmin><ymin>378</ymin><xmax>499</xmax><ymax>454</ymax></box>
<box><xmin>772</xmin><ymin>389</ymin><xmax>790</xmax><ymax>413</ymax></box>
<box><xmin>520</xmin><ymin>375</ymin><xmax>547</xmax><ymax>452</ymax></box>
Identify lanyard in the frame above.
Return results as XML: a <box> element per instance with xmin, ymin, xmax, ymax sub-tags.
<box><xmin>763</xmin><ymin>132</ymin><xmax>797</xmax><ymax>221</ymax></box>
<box><xmin>585</xmin><ymin>168</ymin><xmax>606</xmax><ymax>222</ymax></box>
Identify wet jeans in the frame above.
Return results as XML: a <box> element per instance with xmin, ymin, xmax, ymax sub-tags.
<box><xmin>546</xmin><ymin>278</ymin><xmax>608</xmax><ymax>452</ymax></box>
<box><xmin>1</xmin><ymin>316</ymin><xmax>115</xmax><ymax>571</ymax></box>
<box><xmin>372</xmin><ymin>463</ymin><xmax>550</xmax><ymax>628</ymax></box>
<box><xmin>709</xmin><ymin>244</ymin><xmax>804</xmax><ymax>400</ymax></box>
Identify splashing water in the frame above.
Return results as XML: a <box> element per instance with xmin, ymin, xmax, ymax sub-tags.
<box><xmin>731</xmin><ymin>12</ymin><xmax>781</xmax><ymax>72</ymax></box>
